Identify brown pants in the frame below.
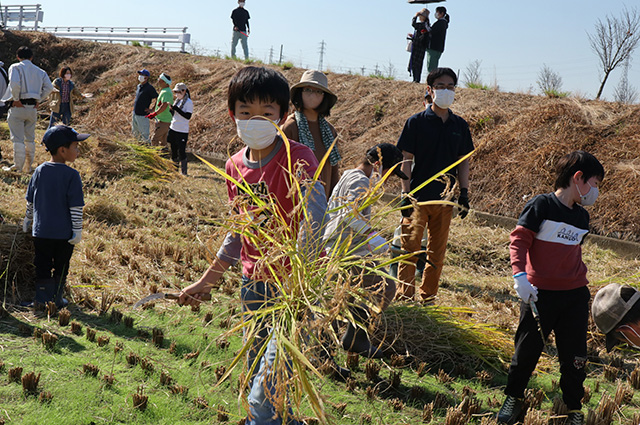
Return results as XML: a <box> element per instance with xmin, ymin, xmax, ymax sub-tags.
<box><xmin>397</xmin><ymin>204</ymin><xmax>453</xmax><ymax>301</ymax></box>
<box><xmin>151</xmin><ymin>121</ymin><xmax>171</xmax><ymax>147</ymax></box>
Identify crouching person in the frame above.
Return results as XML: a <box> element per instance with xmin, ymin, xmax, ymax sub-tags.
<box><xmin>323</xmin><ymin>143</ymin><xmax>408</xmax><ymax>358</ymax></box>
<box><xmin>23</xmin><ymin>125</ymin><xmax>87</xmax><ymax>307</ymax></box>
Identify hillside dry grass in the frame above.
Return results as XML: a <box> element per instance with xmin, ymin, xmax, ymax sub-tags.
<box><xmin>1</xmin><ymin>31</ymin><xmax>640</xmax><ymax>423</ymax></box>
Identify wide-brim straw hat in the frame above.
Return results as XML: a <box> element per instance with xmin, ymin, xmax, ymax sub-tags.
<box><xmin>290</xmin><ymin>70</ymin><xmax>338</xmax><ymax>110</ymax></box>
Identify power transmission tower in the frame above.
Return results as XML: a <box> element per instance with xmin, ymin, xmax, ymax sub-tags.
<box><xmin>361</xmin><ymin>66</ymin><xmax>366</xmax><ymax>76</ymax></box>
<box><xmin>269</xmin><ymin>46</ymin><xmax>274</xmax><ymax>64</ymax></box>
<box><xmin>318</xmin><ymin>40</ymin><xmax>326</xmax><ymax>71</ymax></box>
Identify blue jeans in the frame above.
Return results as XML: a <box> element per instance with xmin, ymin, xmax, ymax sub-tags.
<box><xmin>241</xmin><ymin>277</ymin><xmax>300</xmax><ymax>425</ymax></box>
<box><xmin>49</xmin><ymin>102</ymin><xmax>71</xmax><ymax>128</ymax></box>
<box><xmin>231</xmin><ymin>30</ymin><xmax>249</xmax><ymax>59</ymax></box>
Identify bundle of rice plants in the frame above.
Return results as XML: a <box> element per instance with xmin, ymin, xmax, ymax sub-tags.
<box><xmin>0</xmin><ymin>224</ymin><xmax>35</xmax><ymax>305</ymax></box>
<box><xmin>191</xmin><ymin>126</ymin><xmax>477</xmax><ymax>424</ymax></box>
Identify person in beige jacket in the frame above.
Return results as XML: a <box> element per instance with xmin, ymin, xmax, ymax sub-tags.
<box><xmin>48</xmin><ymin>66</ymin><xmax>84</xmax><ymax>129</ymax></box>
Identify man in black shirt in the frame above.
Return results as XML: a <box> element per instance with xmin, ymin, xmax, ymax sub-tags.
<box><xmin>231</xmin><ymin>1</ymin><xmax>250</xmax><ymax>60</ymax></box>
<box><xmin>132</xmin><ymin>69</ymin><xmax>157</xmax><ymax>144</ymax></box>
<box><xmin>396</xmin><ymin>67</ymin><xmax>474</xmax><ymax>303</ymax></box>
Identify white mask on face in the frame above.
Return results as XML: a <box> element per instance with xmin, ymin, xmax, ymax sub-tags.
<box><xmin>432</xmin><ymin>89</ymin><xmax>455</xmax><ymax>109</ymax></box>
<box><xmin>238</xmin><ymin>2</ymin><xmax>245</xmax><ymax>6</ymax></box>
<box><xmin>64</xmin><ymin>73</ymin><xmax>72</xmax><ymax>80</ymax></box>
<box><xmin>235</xmin><ymin>117</ymin><xmax>280</xmax><ymax>150</ymax></box>
<box><xmin>138</xmin><ymin>75</ymin><xmax>147</xmax><ymax>83</ymax></box>
<box><xmin>576</xmin><ymin>181</ymin><xmax>599</xmax><ymax>206</ymax></box>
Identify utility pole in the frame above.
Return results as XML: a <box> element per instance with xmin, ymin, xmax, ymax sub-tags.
<box><xmin>278</xmin><ymin>44</ymin><xmax>283</xmax><ymax>65</ymax></box>
<box><xmin>361</xmin><ymin>66</ymin><xmax>366</xmax><ymax>76</ymax></box>
<box><xmin>318</xmin><ymin>40</ymin><xmax>326</xmax><ymax>71</ymax></box>
<box><xmin>374</xmin><ymin>63</ymin><xmax>380</xmax><ymax>76</ymax></box>
<box><xmin>269</xmin><ymin>46</ymin><xmax>274</xmax><ymax>64</ymax></box>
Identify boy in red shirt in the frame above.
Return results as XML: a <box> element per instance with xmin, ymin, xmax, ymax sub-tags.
<box><xmin>497</xmin><ymin>151</ymin><xmax>605</xmax><ymax>425</ymax></box>
<box><xmin>179</xmin><ymin>66</ymin><xmax>326</xmax><ymax>425</ymax></box>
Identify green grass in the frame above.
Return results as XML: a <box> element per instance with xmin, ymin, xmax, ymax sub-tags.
<box><xmin>543</xmin><ymin>89</ymin><xmax>570</xmax><ymax>98</ymax></box>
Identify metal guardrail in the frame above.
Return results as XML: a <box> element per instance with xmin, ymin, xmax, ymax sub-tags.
<box><xmin>1</xmin><ymin>4</ymin><xmax>44</xmax><ymax>30</ymax></box>
<box><xmin>40</xmin><ymin>26</ymin><xmax>191</xmax><ymax>52</ymax></box>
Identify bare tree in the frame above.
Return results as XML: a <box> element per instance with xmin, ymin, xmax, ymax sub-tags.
<box><xmin>537</xmin><ymin>64</ymin><xmax>564</xmax><ymax>95</ymax></box>
<box><xmin>613</xmin><ymin>59</ymin><xmax>638</xmax><ymax>104</ymax></box>
<box><xmin>588</xmin><ymin>6</ymin><xmax>640</xmax><ymax>99</ymax></box>
<box><xmin>384</xmin><ymin>60</ymin><xmax>397</xmax><ymax>80</ymax></box>
<box><xmin>462</xmin><ymin>59</ymin><xmax>483</xmax><ymax>87</ymax></box>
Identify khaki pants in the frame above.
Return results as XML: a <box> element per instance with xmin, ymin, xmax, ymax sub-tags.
<box><xmin>151</xmin><ymin>121</ymin><xmax>171</xmax><ymax>147</ymax></box>
<box><xmin>397</xmin><ymin>204</ymin><xmax>453</xmax><ymax>301</ymax></box>
<box><xmin>7</xmin><ymin>105</ymin><xmax>37</xmax><ymax>172</ymax></box>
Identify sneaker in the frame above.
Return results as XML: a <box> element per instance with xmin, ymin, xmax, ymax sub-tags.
<box><xmin>567</xmin><ymin>411</ymin><xmax>584</xmax><ymax>425</ymax></box>
<box><xmin>496</xmin><ymin>395</ymin><xmax>525</xmax><ymax>424</ymax></box>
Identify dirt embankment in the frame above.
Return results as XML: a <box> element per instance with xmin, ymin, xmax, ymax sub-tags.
<box><xmin>2</xmin><ymin>30</ymin><xmax>640</xmax><ymax>241</ymax></box>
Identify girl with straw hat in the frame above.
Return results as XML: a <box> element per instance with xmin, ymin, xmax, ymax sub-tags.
<box><xmin>282</xmin><ymin>70</ymin><xmax>341</xmax><ymax>198</ymax></box>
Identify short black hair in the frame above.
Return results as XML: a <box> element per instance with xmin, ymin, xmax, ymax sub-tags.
<box><xmin>554</xmin><ymin>151</ymin><xmax>605</xmax><ymax>190</ymax></box>
<box><xmin>16</xmin><ymin>46</ymin><xmax>33</xmax><ymax>59</ymax></box>
<box><xmin>227</xmin><ymin>66</ymin><xmax>290</xmax><ymax>118</ymax></box>
<box><xmin>48</xmin><ymin>142</ymin><xmax>73</xmax><ymax>156</ymax></box>
<box><xmin>291</xmin><ymin>89</ymin><xmax>333</xmax><ymax>117</ymax></box>
<box><xmin>426</xmin><ymin>67</ymin><xmax>458</xmax><ymax>86</ymax></box>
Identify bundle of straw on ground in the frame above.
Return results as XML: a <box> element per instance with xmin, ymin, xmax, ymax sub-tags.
<box><xmin>0</xmin><ymin>224</ymin><xmax>35</xmax><ymax>304</ymax></box>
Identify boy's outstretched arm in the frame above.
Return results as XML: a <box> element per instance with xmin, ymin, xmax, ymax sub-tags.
<box><xmin>179</xmin><ymin>231</ymin><xmax>239</xmax><ymax>306</ymax></box>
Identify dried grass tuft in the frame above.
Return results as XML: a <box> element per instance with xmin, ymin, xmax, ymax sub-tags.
<box><xmin>160</xmin><ymin>371</ymin><xmax>173</xmax><ymax>387</ymax></box>
<box><xmin>97</xmin><ymin>335</ymin><xmax>110</xmax><ymax>347</ymax></box>
<box><xmin>38</xmin><ymin>390</ymin><xmax>53</xmax><ymax>403</ymax></box>
<box><xmin>0</xmin><ymin>224</ymin><xmax>35</xmax><ymax>304</ymax></box>
<box><xmin>83</xmin><ymin>363</ymin><xmax>99</xmax><ymax>377</ymax></box>
<box><xmin>132</xmin><ymin>386</ymin><xmax>148</xmax><ymax>411</ymax></box>
<box><xmin>58</xmin><ymin>308</ymin><xmax>71</xmax><ymax>326</ymax></box>
<box><xmin>21</xmin><ymin>371</ymin><xmax>40</xmax><ymax>395</ymax></box>
<box><xmin>70</xmin><ymin>321</ymin><xmax>82</xmax><ymax>335</ymax></box>
<box><xmin>364</xmin><ymin>360</ymin><xmax>380</xmax><ymax>382</ymax></box>
<box><xmin>86</xmin><ymin>327</ymin><xmax>96</xmax><ymax>342</ymax></box>
<box><xmin>8</xmin><ymin>366</ymin><xmax>22</xmax><ymax>383</ymax></box>
<box><xmin>42</xmin><ymin>333</ymin><xmax>58</xmax><ymax>350</ymax></box>
<box><xmin>614</xmin><ymin>381</ymin><xmax>633</xmax><ymax>406</ymax></box>
<box><xmin>152</xmin><ymin>328</ymin><xmax>164</xmax><ymax>348</ymax></box>
<box><xmin>217</xmin><ymin>405</ymin><xmax>229</xmax><ymax>422</ymax></box>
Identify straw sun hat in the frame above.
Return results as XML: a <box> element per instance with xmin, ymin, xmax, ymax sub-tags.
<box><xmin>290</xmin><ymin>70</ymin><xmax>338</xmax><ymax>110</ymax></box>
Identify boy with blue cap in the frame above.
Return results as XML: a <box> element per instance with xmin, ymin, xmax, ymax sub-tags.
<box><xmin>23</xmin><ymin>125</ymin><xmax>88</xmax><ymax>307</ymax></box>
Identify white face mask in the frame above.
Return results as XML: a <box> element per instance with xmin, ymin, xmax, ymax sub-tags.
<box><xmin>433</xmin><ymin>89</ymin><xmax>455</xmax><ymax>109</ymax></box>
<box><xmin>64</xmin><ymin>73</ymin><xmax>72</xmax><ymax>80</ymax></box>
<box><xmin>577</xmin><ymin>182</ymin><xmax>599</xmax><ymax>206</ymax></box>
<box><xmin>235</xmin><ymin>117</ymin><xmax>280</xmax><ymax>150</ymax></box>
<box><xmin>175</xmin><ymin>92</ymin><xmax>184</xmax><ymax>99</ymax></box>
<box><xmin>238</xmin><ymin>2</ymin><xmax>245</xmax><ymax>6</ymax></box>
<box><xmin>138</xmin><ymin>75</ymin><xmax>146</xmax><ymax>83</ymax></box>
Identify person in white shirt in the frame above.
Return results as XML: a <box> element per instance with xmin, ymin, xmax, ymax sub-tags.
<box><xmin>167</xmin><ymin>82</ymin><xmax>193</xmax><ymax>175</ymax></box>
<box><xmin>1</xmin><ymin>46</ymin><xmax>54</xmax><ymax>173</ymax></box>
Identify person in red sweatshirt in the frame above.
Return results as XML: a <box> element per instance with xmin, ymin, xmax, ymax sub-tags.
<box><xmin>497</xmin><ymin>151</ymin><xmax>605</xmax><ymax>425</ymax></box>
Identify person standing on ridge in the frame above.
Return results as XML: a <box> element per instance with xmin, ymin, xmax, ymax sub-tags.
<box><xmin>131</xmin><ymin>69</ymin><xmax>158</xmax><ymax>144</ymax></box>
<box><xmin>425</xmin><ymin>6</ymin><xmax>450</xmax><ymax>73</ymax></box>
<box><xmin>1</xmin><ymin>46</ymin><xmax>54</xmax><ymax>173</ymax></box>
<box><xmin>231</xmin><ymin>0</ymin><xmax>250</xmax><ymax>60</ymax></box>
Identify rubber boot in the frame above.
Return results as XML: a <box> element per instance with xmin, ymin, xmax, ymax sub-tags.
<box><xmin>180</xmin><ymin>159</ymin><xmax>188</xmax><ymax>176</ymax></box>
<box><xmin>53</xmin><ymin>276</ymin><xmax>69</xmax><ymax>308</ymax></box>
<box><xmin>11</xmin><ymin>142</ymin><xmax>26</xmax><ymax>172</ymax></box>
<box><xmin>34</xmin><ymin>278</ymin><xmax>56</xmax><ymax>305</ymax></box>
<box><xmin>341</xmin><ymin>306</ymin><xmax>384</xmax><ymax>358</ymax></box>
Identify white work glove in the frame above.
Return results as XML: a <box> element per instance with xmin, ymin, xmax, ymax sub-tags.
<box><xmin>367</xmin><ymin>233</ymin><xmax>389</xmax><ymax>254</ymax></box>
<box><xmin>68</xmin><ymin>230</ymin><xmax>82</xmax><ymax>245</ymax></box>
<box><xmin>22</xmin><ymin>217</ymin><xmax>32</xmax><ymax>234</ymax></box>
<box><xmin>513</xmin><ymin>272</ymin><xmax>538</xmax><ymax>302</ymax></box>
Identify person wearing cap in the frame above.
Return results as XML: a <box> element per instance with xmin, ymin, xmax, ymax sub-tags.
<box><xmin>592</xmin><ymin>283</ymin><xmax>640</xmax><ymax>352</ymax></box>
<box><xmin>22</xmin><ymin>125</ymin><xmax>89</xmax><ymax>308</ymax></box>
<box><xmin>146</xmin><ymin>72</ymin><xmax>174</xmax><ymax>148</ymax></box>
<box><xmin>282</xmin><ymin>70</ymin><xmax>341</xmax><ymax>199</ymax></box>
<box><xmin>1</xmin><ymin>46</ymin><xmax>54</xmax><ymax>173</ymax></box>
<box><xmin>323</xmin><ymin>143</ymin><xmax>407</xmax><ymax>359</ymax></box>
<box><xmin>131</xmin><ymin>69</ymin><xmax>158</xmax><ymax>144</ymax></box>
<box><xmin>231</xmin><ymin>0</ymin><xmax>250</xmax><ymax>60</ymax></box>
<box><xmin>167</xmin><ymin>82</ymin><xmax>193</xmax><ymax>175</ymax></box>
<box><xmin>396</xmin><ymin>67</ymin><xmax>473</xmax><ymax>304</ymax></box>
<box><xmin>497</xmin><ymin>151</ymin><xmax>605</xmax><ymax>425</ymax></box>
<box><xmin>0</xmin><ymin>60</ymin><xmax>8</xmax><ymax>163</ymax></box>
<box><xmin>408</xmin><ymin>8</ymin><xmax>431</xmax><ymax>83</ymax></box>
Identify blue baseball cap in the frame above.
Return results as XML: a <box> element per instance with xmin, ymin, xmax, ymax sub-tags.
<box><xmin>137</xmin><ymin>69</ymin><xmax>150</xmax><ymax>77</ymax></box>
<box><xmin>42</xmin><ymin>125</ymin><xmax>90</xmax><ymax>151</ymax></box>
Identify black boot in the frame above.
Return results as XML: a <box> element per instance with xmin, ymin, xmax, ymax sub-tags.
<box><xmin>53</xmin><ymin>276</ymin><xmax>69</xmax><ymax>308</ymax></box>
<box><xmin>341</xmin><ymin>306</ymin><xmax>384</xmax><ymax>359</ymax></box>
<box><xmin>180</xmin><ymin>159</ymin><xmax>188</xmax><ymax>176</ymax></box>
<box><xmin>34</xmin><ymin>278</ymin><xmax>56</xmax><ymax>305</ymax></box>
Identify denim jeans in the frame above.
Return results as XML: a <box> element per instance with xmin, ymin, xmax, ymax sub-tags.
<box><xmin>231</xmin><ymin>30</ymin><xmax>249</xmax><ymax>59</ymax></box>
<box><xmin>49</xmin><ymin>102</ymin><xmax>71</xmax><ymax>128</ymax></box>
<box><xmin>241</xmin><ymin>277</ymin><xmax>300</xmax><ymax>425</ymax></box>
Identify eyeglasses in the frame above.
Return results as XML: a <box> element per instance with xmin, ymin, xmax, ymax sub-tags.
<box><xmin>302</xmin><ymin>87</ymin><xmax>325</xmax><ymax>95</ymax></box>
<box><xmin>431</xmin><ymin>84</ymin><xmax>456</xmax><ymax>90</ymax></box>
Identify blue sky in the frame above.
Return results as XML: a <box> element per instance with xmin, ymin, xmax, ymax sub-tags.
<box><xmin>22</xmin><ymin>0</ymin><xmax>640</xmax><ymax>101</ymax></box>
